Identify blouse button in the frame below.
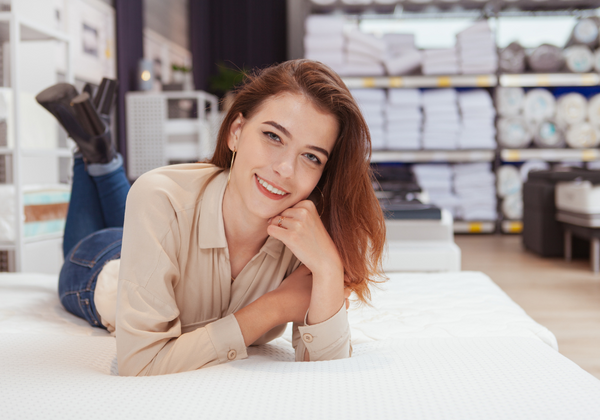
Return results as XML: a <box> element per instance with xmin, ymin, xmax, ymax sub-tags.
<box><xmin>302</xmin><ymin>333</ymin><xmax>314</xmax><ymax>343</ymax></box>
<box><xmin>227</xmin><ymin>349</ymin><xmax>237</xmax><ymax>360</ymax></box>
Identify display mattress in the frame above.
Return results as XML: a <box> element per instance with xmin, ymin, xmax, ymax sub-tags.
<box><xmin>1</xmin><ymin>271</ymin><xmax>599</xmax><ymax>419</ymax></box>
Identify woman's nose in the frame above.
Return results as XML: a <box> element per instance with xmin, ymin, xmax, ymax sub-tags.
<box><xmin>273</xmin><ymin>153</ymin><xmax>294</xmax><ymax>178</ymax></box>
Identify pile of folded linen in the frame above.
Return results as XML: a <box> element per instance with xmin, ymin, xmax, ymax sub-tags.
<box><xmin>344</xmin><ymin>29</ymin><xmax>386</xmax><ymax>76</ymax></box>
<box><xmin>421</xmin><ymin>89</ymin><xmax>460</xmax><ymax>149</ymax></box>
<box><xmin>457</xmin><ymin>21</ymin><xmax>498</xmax><ymax>74</ymax></box>
<box><xmin>453</xmin><ymin>163</ymin><xmax>497</xmax><ymax>221</ymax></box>
<box><xmin>457</xmin><ymin>89</ymin><xmax>496</xmax><ymax>149</ymax></box>
<box><xmin>422</xmin><ymin>48</ymin><xmax>459</xmax><ymax>75</ymax></box>
<box><xmin>385</xmin><ymin>88</ymin><xmax>422</xmax><ymax>150</ymax></box>
<box><xmin>303</xmin><ymin>15</ymin><xmax>346</xmax><ymax>74</ymax></box>
<box><xmin>412</xmin><ymin>164</ymin><xmax>459</xmax><ymax>217</ymax></box>
<box><xmin>351</xmin><ymin>89</ymin><xmax>386</xmax><ymax>149</ymax></box>
<box><xmin>383</xmin><ymin>33</ymin><xmax>422</xmax><ymax>76</ymax></box>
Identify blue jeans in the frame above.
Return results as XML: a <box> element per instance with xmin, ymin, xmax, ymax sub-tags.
<box><xmin>58</xmin><ymin>155</ymin><xmax>130</xmax><ymax>329</ymax></box>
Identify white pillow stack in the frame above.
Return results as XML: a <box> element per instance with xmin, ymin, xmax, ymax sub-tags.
<box><xmin>457</xmin><ymin>89</ymin><xmax>496</xmax><ymax>149</ymax></box>
<box><xmin>453</xmin><ymin>163</ymin><xmax>497</xmax><ymax>221</ymax></box>
<box><xmin>422</xmin><ymin>48</ymin><xmax>459</xmax><ymax>75</ymax></box>
<box><xmin>304</xmin><ymin>15</ymin><xmax>346</xmax><ymax>74</ymax></box>
<box><xmin>383</xmin><ymin>33</ymin><xmax>422</xmax><ymax>76</ymax></box>
<box><xmin>350</xmin><ymin>89</ymin><xmax>386</xmax><ymax>149</ymax></box>
<box><xmin>344</xmin><ymin>29</ymin><xmax>386</xmax><ymax>76</ymax></box>
<box><xmin>421</xmin><ymin>89</ymin><xmax>460</xmax><ymax>149</ymax></box>
<box><xmin>412</xmin><ymin>164</ymin><xmax>459</xmax><ymax>217</ymax></box>
<box><xmin>457</xmin><ymin>21</ymin><xmax>498</xmax><ymax>75</ymax></box>
<box><xmin>385</xmin><ymin>89</ymin><xmax>422</xmax><ymax>150</ymax></box>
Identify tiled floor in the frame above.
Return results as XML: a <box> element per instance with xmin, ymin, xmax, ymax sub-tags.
<box><xmin>455</xmin><ymin>234</ymin><xmax>600</xmax><ymax>379</ymax></box>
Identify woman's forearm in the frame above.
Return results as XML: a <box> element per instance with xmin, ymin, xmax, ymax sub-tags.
<box><xmin>233</xmin><ymin>292</ymin><xmax>284</xmax><ymax>346</ymax></box>
<box><xmin>306</xmin><ymin>264</ymin><xmax>345</xmax><ymax>325</ymax></box>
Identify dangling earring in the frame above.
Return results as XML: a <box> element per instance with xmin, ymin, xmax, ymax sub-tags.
<box><xmin>227</xmin><ymin>149</ymin><xmax>237</xmax><ymax>185</ymax></box>
<box><xmin>310</xmin><ymin>185</ymin><xmax>325</xmax><ymax>217</ymax></box>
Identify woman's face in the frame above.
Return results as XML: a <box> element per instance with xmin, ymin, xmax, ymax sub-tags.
<box><xmin>227</xmin><ymin>92</ymin><xmax>339</xmax><ymax>220</ymax></box>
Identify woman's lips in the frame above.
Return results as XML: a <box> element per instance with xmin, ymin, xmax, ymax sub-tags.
<box><xmin>255</xmin><ymin>174</ymin><xmax>289</xmax><ymax>200</ymax></box>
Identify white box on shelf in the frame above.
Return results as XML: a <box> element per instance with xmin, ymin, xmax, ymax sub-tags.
<box><xmin>384</xmin><ymin>209</ymin><xmax>461</xmax><ymax>272</ymax></box>
<box><xmin>556</xmin><ymin>180</ymin><xmax>600</xmax><ymax>214</ymax></box>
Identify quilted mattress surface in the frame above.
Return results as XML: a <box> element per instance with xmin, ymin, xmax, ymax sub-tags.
<box><xmin>1</xmin><ymin>271</ymin><xmax>599</xmax><ymax>419</ymax></box>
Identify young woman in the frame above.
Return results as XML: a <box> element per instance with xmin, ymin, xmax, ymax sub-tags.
<box><xmin>41</xmin><ymin>59</ymin><xmax>386</xmax><ymax>376</ymax></box>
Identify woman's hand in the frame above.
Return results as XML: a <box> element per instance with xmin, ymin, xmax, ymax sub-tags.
<box><xmin>268</xmin><ymin>200</ymin><xmax>346</xmax><ymax>325</ymax></box>
<box><xmin>267</xmin><ymin>200</ymin><xmax>343</xmax><ymax>277</ymax></box>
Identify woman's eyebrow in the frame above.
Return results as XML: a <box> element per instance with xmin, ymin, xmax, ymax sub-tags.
<box><xmin>263</xmin><ymin>121</ymin><xmax>291</xmax><ymax>138</ymax></box>
<box><xmin>263</xmin><ymin>120</ymin><xmax>330</xmax><ymax>159</ymax></box>
<box><xmin>307</xmin><ymin>145</ymin><xmax>329</xmax><ymax>159</ymax></box>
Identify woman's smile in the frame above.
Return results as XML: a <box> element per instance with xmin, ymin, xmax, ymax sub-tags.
<box><xmin>255</xmin><ymin>174</ymin><xmax>289</xmax><ymax>200</ymax></box>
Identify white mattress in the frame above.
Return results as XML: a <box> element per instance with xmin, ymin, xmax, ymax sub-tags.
<box><xmin>1</xmin><ymin>271</ymin><xmax>599</xmax><ymax>419</ymax></box>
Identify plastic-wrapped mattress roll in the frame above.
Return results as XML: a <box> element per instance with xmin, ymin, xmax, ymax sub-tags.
<box><xmin>497</xmin><ymin>117</ymin><xmax>532</xmax><ymax>148</ymax></box>
<box><xmin>497</xmin><ymin>165</ymin><xmax>522</xmax><ymax>198</ymax></box>
<box><xmin>563</xmin><ymin>45</ymin><xmax>594</xmax><ymax>73</ymax></box>
<box><xmin>594</xmin><ymin>49</ymin><xmax>600</xmax><ymax>72</ymax></box>
<box><xmin>502</xmin><ymin>193</ymin><xmax>523</xmax><ymax>220</ymax></box>
<box><xmin>567</xmin><ymin>18</ymin><xmax>599</xmax><ymax>48</ymax></box>
<box><xmin>524</xmin><ymin>88</ymin><xmax>556</xmax><ymax>122</ymax></box>
<box><xmin>527</xmin><ymin>44</ymin><xmax>564</xmax><ymax>72</ymax></box>
<box><xmin>565</xmin><ymin>122</ymin><xmax>600</xmax><ymax>148</ymax></box>
<box><xmin>532</xmin><ymin>120</ymin><xmax>565</xmax><ymax>148</ymax></box>
<box><xmin>587</xmin><ymin>93</ymin><xmax>600</xmax><ymax>126</ymax></box>
<box><xmin>495</xmin><ymin>87</ymin><xmax>524</xmax><ymax>117</ymax></box>
<box><xmin>555</xmin><ymin>93</ymin><xmax>588</xmax><ymax>127</ymax></box>
<box><xmin>499</xmin><ymin>42</ymin><xmax>526</xmax><ymax>73</ymax></box>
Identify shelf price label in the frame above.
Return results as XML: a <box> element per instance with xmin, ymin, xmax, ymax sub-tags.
<box><xmin>536</xmin><ymin>74</ymin><xmax>551</xmax><ymax>86</ymax></box>
<box><xmin>580</xmin><ymin>74</ymin><xmax>598</xmax><ymax>86</ymax></box>
<box><xmin>468</xmin><ymin>222</ymin><xmax>483</xmax><ymax>233</ymax></box>
<box><xmin>362</xmin><ymin>77</ymin><xmax>376</xmax><ymax>88</ymax></box>
<box><xmin>437</xmin><ymin>76</ymin><xmax>452</xmax><ymax>87</ymax></box>
<box><xmin>504</xmin><ymin>150</ymin><xmax>521</xmax><ymax>161</ymax></box>
<box><xmin>475</xmin><ymin>76</ymin><xmax>492</xmax><ymax>87</ymax></box>
<box><xmin>506</xmin><ymin>221</ymin><xmax>523</xmax><ymax>233</ymax></box>
<box><xmin>582</xmin><ymin>149</ymin><xmax>597</xmax><ymax>161</ymax></box>
<box><xmin>389</xmin><ymin>77</ymin><xmax>403</xmax><ymax>88</ymax></box>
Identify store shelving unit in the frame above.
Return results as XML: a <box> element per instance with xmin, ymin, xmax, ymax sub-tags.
<box><xmin>347</xmin><ymin>73</ymin><xmax>501</xmax><ymax>233</ymax></box>
<box><xmin>499</xmin><ymin>73</ymin><xmax>600</xmax><ymax>87</ymax></box>
<box><xmin>343</xmin><ymin>74</ymin><xmax>497</xmax><ymax>89</ymax></box>
<box><xmin>0</xmin><ymin>12</ymin><xmax>73</xmax><ymax>271</ymax></box>
<box><xmin>300</xmin><ymin>1</ymin><xmax>600</xmax><ymax>234</ymax></box>
<box><xmin>372</xmin><ymin>150</ymin><xmax>495</xmax><ymax>163</ymax></box>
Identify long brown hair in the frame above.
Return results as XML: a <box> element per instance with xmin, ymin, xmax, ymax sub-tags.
<box><xmin>209</xmin><ymin>59</ymin><xmax>386</xmax><ymax>302</ymax></box>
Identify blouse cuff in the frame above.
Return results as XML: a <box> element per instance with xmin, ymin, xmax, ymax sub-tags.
<box><xmin>205</xmin><ymin>313</ymin><xmax>248</xmax><ymax>363</ymax></box>
<box><xmin>297</xmin><ymin>304</ymin><xmax>350</xmax><ymax>358</ymax></box>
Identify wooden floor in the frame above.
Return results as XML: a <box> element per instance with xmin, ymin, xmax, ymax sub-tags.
<box><xmin>455</xmin><ymin>234</ymin><xmax>600</xmax><ymax>379</ymax></box>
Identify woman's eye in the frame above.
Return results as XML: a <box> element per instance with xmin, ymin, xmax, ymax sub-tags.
<box><xmin>265</xmin><ymin>131</ymin><xmax>281</xmax><ymax>142</ymax></box>
<box><xmin>305</xmin><ymin>153</ymin><xmax>321</xmax><ymax>164</ymax></box>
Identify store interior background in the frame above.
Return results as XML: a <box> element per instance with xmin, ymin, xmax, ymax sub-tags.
<box><xmin>0</xmin><ymin>0</ymin><xmax>598</xmax><ymax>379</ymax></box>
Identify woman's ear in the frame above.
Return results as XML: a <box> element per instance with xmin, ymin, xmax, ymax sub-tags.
<box><xmin>227</xmin><ymin>113</ymin><xmax>244</xmax><ymax>151</ymax></box>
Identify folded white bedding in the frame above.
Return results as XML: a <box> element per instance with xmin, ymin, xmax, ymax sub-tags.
<box><xmin>2</xmin><ymin>272</ymin><xmax>599</xmax><ymax>420</ymax></box>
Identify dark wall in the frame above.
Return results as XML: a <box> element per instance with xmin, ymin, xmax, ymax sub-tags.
<box><xmin>115</xmin><ymin>0</ymin><xmax>144</xmax><ymax>169</ymax></box>
<box><xmin>189</xmin><ymin>0</ymin><xmax>287</xmax><ymax>92</ymax></box>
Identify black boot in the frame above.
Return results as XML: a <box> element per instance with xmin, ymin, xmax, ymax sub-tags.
<box><xmin>36</xmin><ymin>82</ymin><xmax>117</xmax><ymax>164</ymax></box>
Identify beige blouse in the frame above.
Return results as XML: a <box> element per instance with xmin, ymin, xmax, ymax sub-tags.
<box><xmin>94</xmin><ymin>163</ymin><xmax>351</xmax><ymax>376</ymax></box>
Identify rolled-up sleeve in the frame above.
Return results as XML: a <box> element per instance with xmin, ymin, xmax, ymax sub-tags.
<box><xmin>292</xmin><ymin>303</ymin><xmax>351</xmax><ymax>362</ymax></box>
<box><xmin>116</xmin><ymin>170</ymin><xmax>247</xmax><ymax>376</ymax></box>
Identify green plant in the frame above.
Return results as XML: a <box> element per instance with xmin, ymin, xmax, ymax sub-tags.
<box><xmin>171</xmin><ymin>64</ymin><xmax>191</xmax><ymax>73</ymax></box>
<box><xmin>208</xmin><ymin>62</ymin><xmax>248</xmax><ymax>94</ymax></box>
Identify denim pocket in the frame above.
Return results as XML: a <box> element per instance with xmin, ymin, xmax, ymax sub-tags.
<box><xmin>69</xmin><ymin>228</ymin><xmax>123</xmax><ymax>268</ymax></box>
